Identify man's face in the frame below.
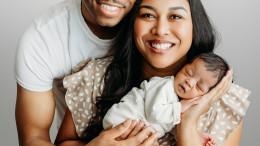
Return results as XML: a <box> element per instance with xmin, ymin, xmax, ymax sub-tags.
<box><xmin>83</xmin><ymin>0</ymin><xmax>136</xmax><ymax>27</ymax></box>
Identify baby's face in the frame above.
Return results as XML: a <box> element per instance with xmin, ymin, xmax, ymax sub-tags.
<box><xmin>174</xmin><ymin>58</ymin><xmax>218</xmax><ymax>99</ymax></box>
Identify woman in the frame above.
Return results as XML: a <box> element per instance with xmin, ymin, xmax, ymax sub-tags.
<box><xmin>55</xmin><ymin>0</ymin><xmax>249</xmax><ymax>145</ymax></box>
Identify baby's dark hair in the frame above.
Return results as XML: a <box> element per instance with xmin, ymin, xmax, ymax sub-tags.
<box><xmin>189</xmin><ymin>52</ymin><xmax>230</xmax><ymax>89</ymax></box>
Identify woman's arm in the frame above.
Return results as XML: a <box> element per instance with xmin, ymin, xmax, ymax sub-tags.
<box><xmin>177</xmin><ymin>117</ymin><xmax>242</xmax><ymax>146</ymax></box>
<box><xmin>221</xmin><ymin>120</ymin><xmax>242</xmax><ymax>146</ymax></box>
<box><xmin>55</xmin><ymin>108</ymin><xmax>161</xmax><ymax>146</ymax></box>
<box><xmin>177</xmin><ymin>69</ymin><xmax>233</xmax><ymax>146</ymax></box>
<box><xmin>55</xmin><ymin>108</ymin><xmax>85</xmax><ymax>146</ymax></box>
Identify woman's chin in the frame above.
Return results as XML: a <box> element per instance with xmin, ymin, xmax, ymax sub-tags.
<box><xmin>150</xmin><ymin>63</ymin><xmax>170</xmax><ymax>69</ymax></box>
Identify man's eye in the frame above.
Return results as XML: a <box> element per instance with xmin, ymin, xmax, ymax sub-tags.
<box><xmin>140</xmin><ymin>13</ymin><xmax>154</xmax><ymax>18</ymax></box>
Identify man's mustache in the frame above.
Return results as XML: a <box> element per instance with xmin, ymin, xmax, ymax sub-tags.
<box><xmin>96</xmin><ymin>0</ymin><xmax>126</xmax><ymax>7</ymax></box>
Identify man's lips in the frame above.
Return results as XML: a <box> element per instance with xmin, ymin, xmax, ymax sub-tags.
<box><xmin>96</xmin><ymin>0</ymin><xmax>125</xmax><ymax>8</ymax></box>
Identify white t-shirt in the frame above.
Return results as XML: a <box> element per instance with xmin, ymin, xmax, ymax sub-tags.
<box><xmin>14</xmin><ymin>0</ymin><xmax>112</xmax><ymax>127</ymax></box>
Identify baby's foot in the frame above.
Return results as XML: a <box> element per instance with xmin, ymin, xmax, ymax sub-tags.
<box><xmin>199</xmin><ymin>132</ymin><xmax>216</xmax><ymax>146</ymax></box>
<box><xmin>205</xmin><ymin>139</ymin><xmax>216</xmax><ymax>146</ymax></box>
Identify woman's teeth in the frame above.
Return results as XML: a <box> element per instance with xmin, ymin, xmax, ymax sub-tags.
<box><xmin>151</xmin><ymin>43</ymin><xmax>173</xmax><ymax>50</ymax></box>
<box><xmin>101</xmin><ymin>4</ymin><xmax>119</xmax><ymax>11</ymax></box>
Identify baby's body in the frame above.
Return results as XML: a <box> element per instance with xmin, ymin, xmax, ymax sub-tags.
<box><xmin>103</xmin><ymin>53</ymin><xmax>229</xmax><ymax>146</ymax></box>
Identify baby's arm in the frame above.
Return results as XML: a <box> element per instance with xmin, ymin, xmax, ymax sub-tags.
<box><xmin>180</xmin><ymin>97</ymin><xmax>201</xmax><ymax>113</ymax></box>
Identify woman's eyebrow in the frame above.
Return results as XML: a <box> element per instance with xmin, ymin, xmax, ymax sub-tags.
<box><xmin>139</xmin><ymin>5</ymin><xmax>156</xmax><ymax>11</ymax></box>
<box><xmin>169</xmin><ymin>6</ymin><xmax>187</xmax><ymax>13</ymax></box>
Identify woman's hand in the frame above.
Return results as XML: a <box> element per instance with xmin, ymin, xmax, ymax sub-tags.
<box><xmin>180</xmin><ymin>97</ymin><xmax>201</xmax><ymax>113</ymax></box>
<box><xmin>182</xmin><ymin>68</ymin><xmax>233</xmax><ymax>122</ymax></box>
<box><xmin>177</xmin><ymin>69</ymin><xmax>233</xmax><ymax>146</ymax></box>
<box><xmin>87</xmin><ymin>118</ymin><xmax>161</xmax><ymax>146</ymax></box>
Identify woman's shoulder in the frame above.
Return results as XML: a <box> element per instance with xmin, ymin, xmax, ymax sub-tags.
<box><xmin>72</xmin><ymin>56</ymin><xmax>113</xmax><ymax>73</ymax></box>
<box><xmin>63</xmin><ymin>56</ymin><xmax>113</xmax><ymax>137</ymax></box>
<box><xmin>197</xmin><ymin>83</ymin><xmax>251</xmax><ymax>145</ymax></box>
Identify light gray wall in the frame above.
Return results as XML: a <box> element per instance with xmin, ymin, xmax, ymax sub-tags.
<box><xmin>202</xmin><ymin>0</ymin><xmax>260</xmax><ymax>145</ymax></box>
<box><xmin>1</xmin><ymin>0</ymin><xmax>259</xmax><ymax>145</ymax></box>
<box><xmin>0</xmin><ymin>0</ymin><xmax>62</xmax><ymax>145</ymax></box>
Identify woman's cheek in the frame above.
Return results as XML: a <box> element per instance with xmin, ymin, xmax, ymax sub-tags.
<box><xmin>174</xmin><ymin>23</ymin><xmax>193</xmax><ymax>48</ymax></box>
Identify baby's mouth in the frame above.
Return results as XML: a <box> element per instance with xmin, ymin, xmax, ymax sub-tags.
<box><xmin>179</xmin><ymin>84</ymin><xmax>185</xmax><ymax>93</ymax></box>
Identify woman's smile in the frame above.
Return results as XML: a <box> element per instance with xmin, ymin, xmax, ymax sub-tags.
<box><xmin>134</xmin><ymin>0</ymin><xmax>193</xmax><ymax>69</ymax></box>
<box><xmin>146</xmin><ymin>39</ymin><xmax>175</xmax><ymax>54</ymax></box>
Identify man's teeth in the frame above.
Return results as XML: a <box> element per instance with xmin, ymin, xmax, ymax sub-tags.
<box><xmin>101</xmin><ymin>4</ymin><xmax>119</xmax><ymax>11</ymax></box>
<box><xmin>151</xmin><ymin>43</ymin><xmax>172</xmax><ymax>50</ymax></box>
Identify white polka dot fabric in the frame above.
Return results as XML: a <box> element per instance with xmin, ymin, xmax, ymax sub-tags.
<box><xmin>64</xmin><ymin>57</ymin><xmax>112</xmax><ymax>136</ymax></box>
<box><xmin>196</xmin><ymin>83</ymin><xmax>250</xmax><ymax>145</ymax></box>
<box><xmin>63</xmin><ymin>57</ymin><xmax>250</xmax><ymax>146</ymax></box>
<box><xmin>171</xmin><ymin>84</ymin><xmax>250</xmax><ymax>146</ymax></box>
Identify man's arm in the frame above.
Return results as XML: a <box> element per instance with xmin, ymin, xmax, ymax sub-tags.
<box><xmin>15</xmin><ymin>84</ymin><xmax>55</xmax><ymax>146</ymax></box>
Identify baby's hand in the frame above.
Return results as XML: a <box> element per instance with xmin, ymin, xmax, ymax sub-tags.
<box><xmin>180</xmin><ymin>97</ymin><xmax>201</xmax><ymax>113</ymax></box>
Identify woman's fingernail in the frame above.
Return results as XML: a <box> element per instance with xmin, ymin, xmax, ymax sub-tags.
<box><xmin>228</xmin><ymin>67</ymin><xmax>233</xmax><ymax>75</ymax></box>
<box><xmin>157</xmin><ymin>132</ymin><xmax>161</xmax><ymax>138</ymax></box>
<box><xmin>137</xmin><ymin>122</ymin><xmax>144</xmax><ymax>130</ymax></box>
<box><xmin>123</xmin><ymin>118</ymin><xmax>131</xmax><ymax>126</ymax></box>
<box><xmin>132</xmin><ymin>120</ymin><xmax>138</xmax><ymax>127</ymax></box>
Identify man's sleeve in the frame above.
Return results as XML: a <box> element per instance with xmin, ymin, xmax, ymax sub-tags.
<box><xmin>14</xmin><ymin>23</ymin><xmax>53</xmax><ymax>92</ymax></box>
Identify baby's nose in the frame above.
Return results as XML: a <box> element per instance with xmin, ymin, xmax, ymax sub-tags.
<box><xmin>186</xmin><ymin>78</ymin><xmax>196</xmax><ymax>88</ymax></box>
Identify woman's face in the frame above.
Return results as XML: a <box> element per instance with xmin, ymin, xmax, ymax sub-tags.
<box><xmin>134</xmin><ymin>0</ymin><xmax>193</xmax><ymax>70</ymax></box>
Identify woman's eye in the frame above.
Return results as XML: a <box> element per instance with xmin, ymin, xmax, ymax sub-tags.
<box><xmin>170</xmin><ymin>14</ymin><xmax>182</xmax><ymax>20</ymax></box>
<box><xmin>140</xmin><ymin>13</ymin><xmax>154</xmax><ymax>18</ymax></box>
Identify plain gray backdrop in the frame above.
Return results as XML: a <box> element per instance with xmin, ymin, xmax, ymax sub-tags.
<box><xmin>1</xmin><ymin>0</ymin><xmax>259</xmax><ymax>145</ymax></box>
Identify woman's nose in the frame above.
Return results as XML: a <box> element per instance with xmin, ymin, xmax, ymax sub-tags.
<box><xmin>151</xmin><ymin>18</ymin><xmax>170</xmax><ymax>36</ymax></box>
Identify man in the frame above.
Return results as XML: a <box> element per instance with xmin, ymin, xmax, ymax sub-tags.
<box><xmin>15</xmin><ymin>0</ymin><xmax>135</xmax><ymax>145</ymax></box>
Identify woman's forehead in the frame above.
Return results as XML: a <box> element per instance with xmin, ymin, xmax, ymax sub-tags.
<box><xmin>140</xmin><ymin>0</ymin><xmax>191</xmax><ymax>11</ymax></box>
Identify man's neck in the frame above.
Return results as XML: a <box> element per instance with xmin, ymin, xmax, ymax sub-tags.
<box><xmin>81</xmin><ymin>1</ymin><xmax>118</xmax><ymax>39</ymax></box>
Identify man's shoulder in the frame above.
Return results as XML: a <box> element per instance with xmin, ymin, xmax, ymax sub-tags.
<box><xmin>33</xmin><ymin>0</ymin><xmax>79</xmax><ymax>30</ymax></box>
<box><xmin>18</xmin><ymin>0</ymin><xmax>81</xmax><ymax>51</ymax></box>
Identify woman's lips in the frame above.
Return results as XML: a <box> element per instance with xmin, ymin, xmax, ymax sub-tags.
<box><xmin>146</xmin><ymin>40</ymin><xmax>175</xmax><ymax>54</ymax></box>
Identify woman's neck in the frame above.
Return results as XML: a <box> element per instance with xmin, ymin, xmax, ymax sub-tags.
<box><xmin>142</xmin><ymin>56</ymin><xmax>187</xmax><ymax>80</ymax></box>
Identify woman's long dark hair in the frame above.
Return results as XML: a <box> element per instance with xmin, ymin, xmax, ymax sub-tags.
<box><xmin>82</xmin><ymin>0</ymin><xmax>217</xmax><ymax>142</ymax></box>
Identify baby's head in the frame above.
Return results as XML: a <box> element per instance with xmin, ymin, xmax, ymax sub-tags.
<box><xmin>174</xmin><ymin>53</ymin><xmax>229</xmax><ymax>99</ymax></box>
